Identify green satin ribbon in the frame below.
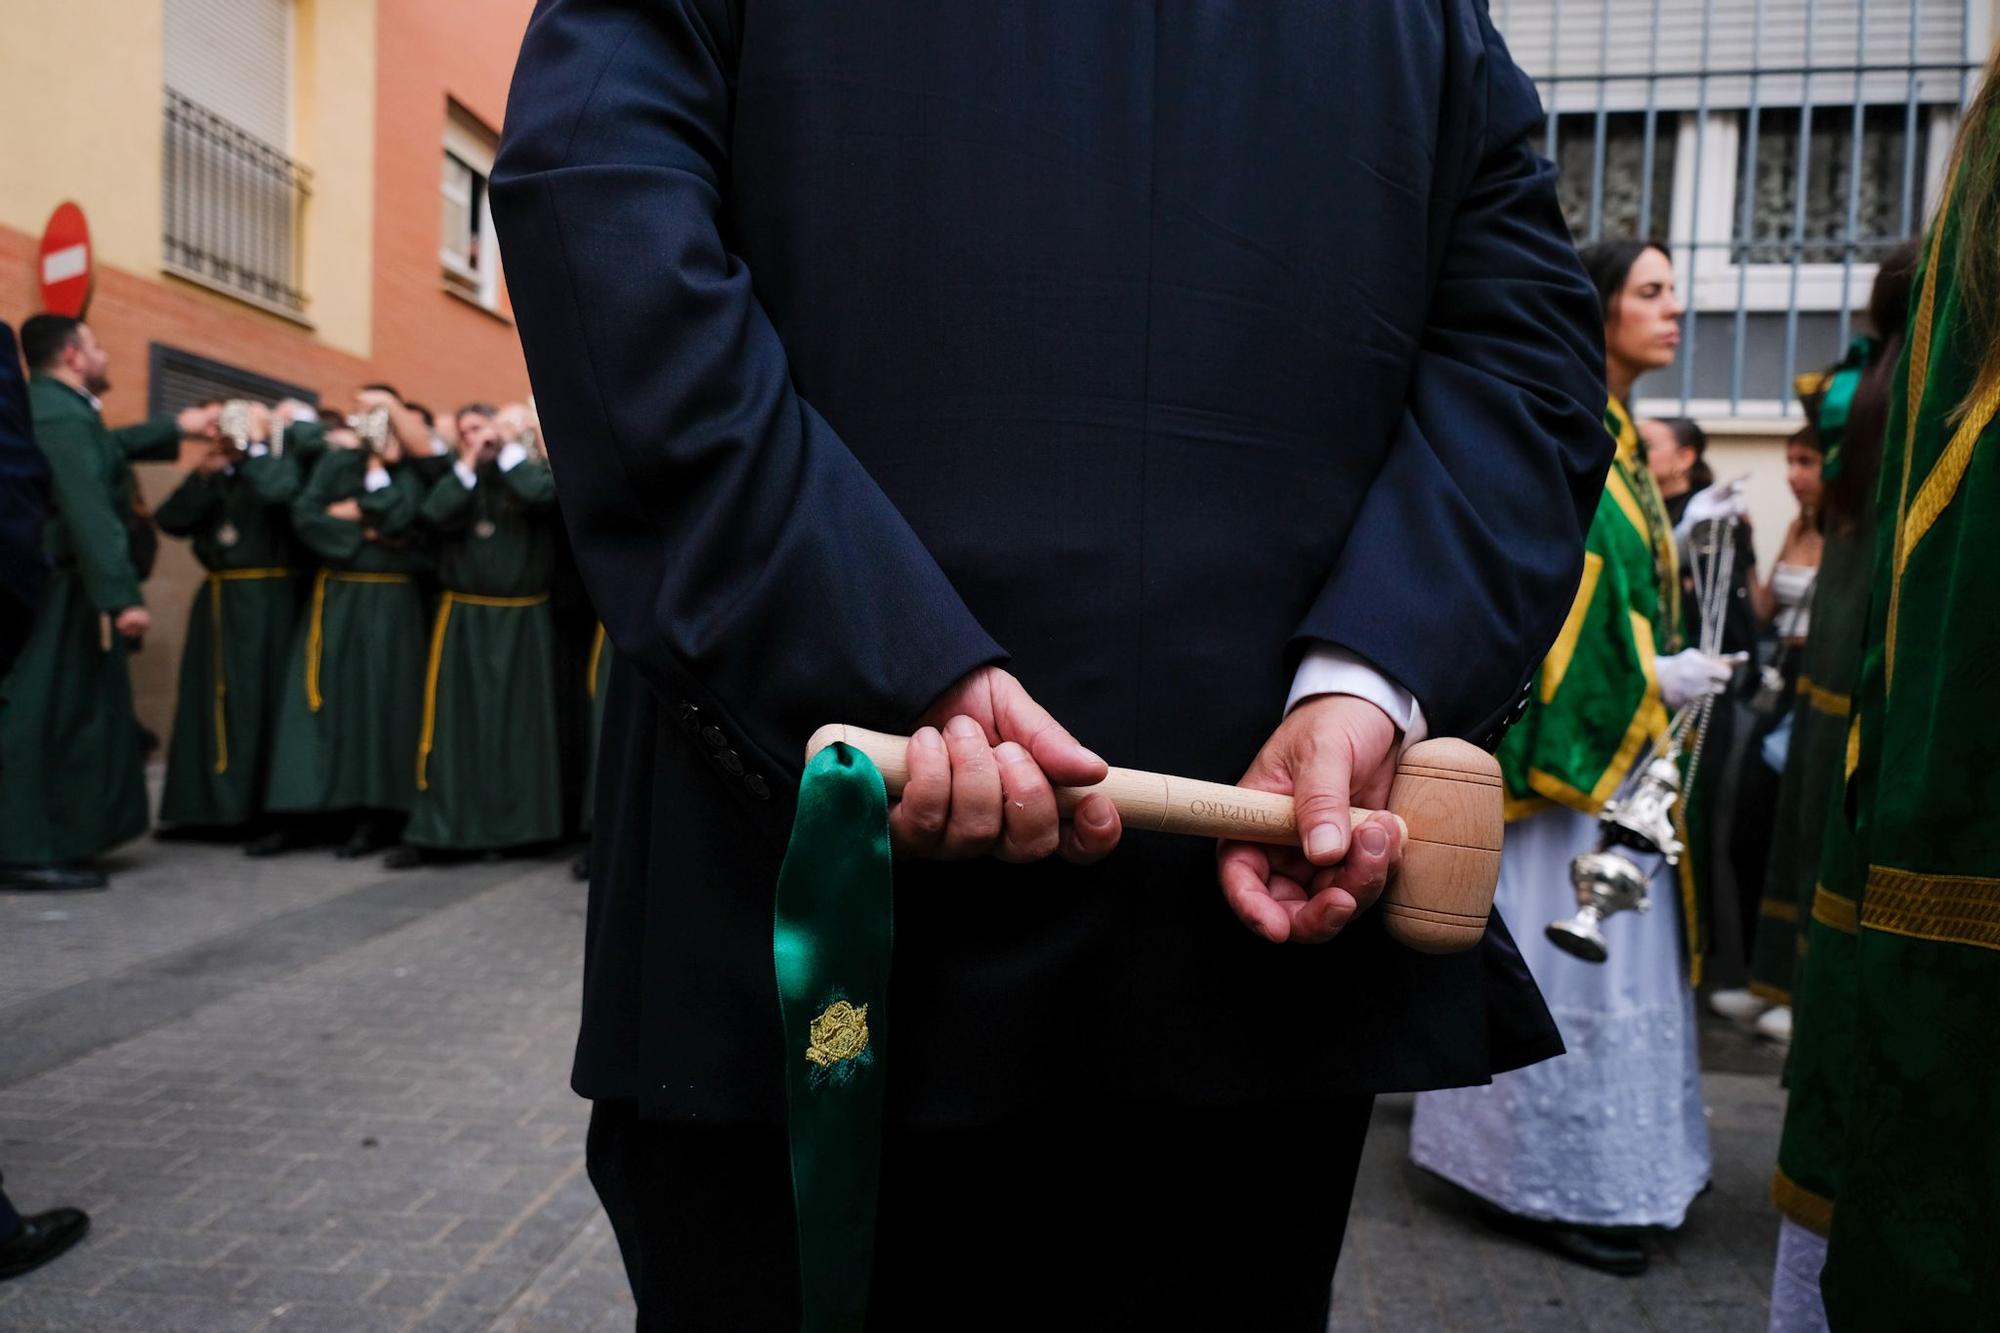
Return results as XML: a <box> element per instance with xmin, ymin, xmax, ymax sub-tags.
<box><xmin>773</xmin><ymin>741</ymin><xmax>893</xmax><ymax>1332</ymax></box>
<box><xmin>1812</xmin><ymin>335</ymin><xmax>1878</xmax><ymax>481</ymax></box>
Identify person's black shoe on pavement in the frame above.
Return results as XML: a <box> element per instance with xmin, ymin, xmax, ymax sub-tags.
<box><xmin>1469</xmin><ymin>1195</ymin><xmax>1649</xmax><ymax>1276</ymax></box>
<box><xmin>0</xmin><ymin>864</ymin><xmax>107</xmax><ymax>892</ymax></box>
<box><xmin>0</xmin><ymin>1179</ymin><xmax>90</xmax><ymax>1282</ymax></box>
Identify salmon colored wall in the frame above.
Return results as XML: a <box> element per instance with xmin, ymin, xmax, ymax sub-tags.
<box><xmin>369</xmin><ymin>0</ymin><xmax>536</xmax><ymax>415</ymax></box>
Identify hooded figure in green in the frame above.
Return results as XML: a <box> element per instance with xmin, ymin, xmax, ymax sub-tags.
<box><xmin>1766</xmin><ymin>76</ymin><xmax>2000</xmax><ymax>1329</ymax></box>
<box><xmin>0</xmin><ymin>316</ymin><xmax>205</xmax><ymax>877</ymax></box>
<box><xmin>156</xmin><ymin>405</ymin><xmax>314</xmax><ymax>830</ymax></box>
<box><xmin>262</xmin><ymin>420</ymin><xmax>428</xmax><ymax>849</ymax></box>
<box><xmin>399</xmin><ymin>405</ymin><xmax>564</xmax><ymax>854</ymax></box>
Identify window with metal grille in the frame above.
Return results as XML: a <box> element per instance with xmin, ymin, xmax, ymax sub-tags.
<box><xmin>1732</xmin><ymin>106</ymin><xmax>1921</xmax><ymax>265</ymax></box>
<box><xmin>161</xmin><ymin>0</ymin><xmax>309</xmax><ymax>318</ymax></box>
<box><xmin>1491</xmin><ymin>0</ymin><xmax>1986</xmax><ymax>417</ymax></box>
<box><xmin>1553</xmin><ymin>112</ymin><xmax>1680</xmax><ymax>239</ymax></box>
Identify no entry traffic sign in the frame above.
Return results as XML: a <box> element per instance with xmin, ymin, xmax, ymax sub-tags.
<box><xmin>38</xmin><ymin>202</ymin><xmax>94</xmax><ymax>318</ymax></box>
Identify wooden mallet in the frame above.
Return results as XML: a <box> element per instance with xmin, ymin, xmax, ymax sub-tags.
<box><xmin>805</xmin><ymin>725</ymin><xmax>1503</xmax><ymax>953</ymax></box>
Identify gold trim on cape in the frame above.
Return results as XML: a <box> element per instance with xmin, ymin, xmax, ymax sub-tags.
<box><xmin>1772</xmin><ymin>1167</ymin><xmax>1834</xmax><ymax>1237</ymax></box>
<box><xmin>1862</xmin><ymin>864</ymin><xmax>2000</xmax><ymax>952</ymax></box>
<box><xmin>1813</xmin><ymin>885</ymin><xmax>1860</xmax><ymax>936</ymax></box>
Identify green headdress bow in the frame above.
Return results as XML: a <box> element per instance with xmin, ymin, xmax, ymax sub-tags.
<box><xmin>772</xmin><ymin>741</ymin><xmax>893</xmax><ymax>1332</ymax></box>
<box><xmin>1797</xmin><ymin>334</ymin><xmax>1879</xmax><ymax>481</ymax></box>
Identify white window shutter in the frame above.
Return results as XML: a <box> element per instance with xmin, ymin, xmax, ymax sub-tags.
<box><xmin>165</xmin><ymin>0</ymin><xmax>293</xmax><ymax>147</ymax></box>
<box><xmin>1490</xmin><ymin>0</ymin><xmax>1970</xmax><ymax>112</ymax></box>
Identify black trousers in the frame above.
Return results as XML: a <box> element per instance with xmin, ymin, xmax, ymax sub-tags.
<box><xmin>588</xmin><ymin>1096</ymin><xmax>1375</xmax><ymax>1331</ymax></box>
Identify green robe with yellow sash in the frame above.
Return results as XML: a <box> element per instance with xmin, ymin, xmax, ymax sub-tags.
<box><xmin>264</xmin><ymin>449</ymin><xmax>428</xmax><ymax>816</ymax></box>
<box><xmin>1497</xmin><ymin>397</ymin><xmax>1702</xmax><ymax>974</ymax></box>
<box><xmin>402</xmin><ymin>453</ymin><xmax>564</xmax><ymax>850</ymax></box>
<box><xmin>1773</xmin><ymin>157</ymin><xmax>2000</xmax><ymax>1327</ymax></box>
<box><xmin>1749</xmin><ymin>514</ymin><xmax>1876</xmax><ymax>1007</ymax></box>
<box><xmin>0</xmin><ymin>379</ymin><xmax>178</xmax><ymax>865</ymax></box>
<box><xmin>155</xmin><ymin>456</ymin><xmax>302</xmax><ymax>828</ymax></box>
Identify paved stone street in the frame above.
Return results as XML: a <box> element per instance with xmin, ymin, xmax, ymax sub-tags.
<box><xmin>1</xmin><ymin>833</ymin><xmax>1788</xmax><ymax>1331</ymax></box>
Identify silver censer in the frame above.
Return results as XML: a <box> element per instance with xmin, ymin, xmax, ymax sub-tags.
<box><xmin>1545</xmin><ymin>751</ymin><xmax>1684</xmax><ymax>963</ymax></box>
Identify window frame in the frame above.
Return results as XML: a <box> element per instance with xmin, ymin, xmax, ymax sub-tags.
<box><xmin>440</xmin><ymin>106</ymin><xmax>501</xmax><ymax>312</ymax></box>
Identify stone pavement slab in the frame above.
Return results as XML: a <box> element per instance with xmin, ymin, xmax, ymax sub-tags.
<box><xmin>0</xmin><ymin>836</ymin><xmax>1791</xmax><ymax>1330</ymax></box>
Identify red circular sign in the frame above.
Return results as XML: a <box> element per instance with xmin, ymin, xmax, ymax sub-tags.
<box><xmin>38</xmin><ymin>202</ymin><xmax>94</xmax><ymax>318</ymax></box>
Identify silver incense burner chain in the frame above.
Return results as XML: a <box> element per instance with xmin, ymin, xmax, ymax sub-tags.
<box><xmin>1548</xmin><ymin>512</ymin><xmax>1737</xmax><ymax>963</ymax></box>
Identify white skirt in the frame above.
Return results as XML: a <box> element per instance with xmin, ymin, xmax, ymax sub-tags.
<box><xmin>1409</xmin><ymin>803</ymin><xmax>1712</xmax><ymax>1227</ymax></box>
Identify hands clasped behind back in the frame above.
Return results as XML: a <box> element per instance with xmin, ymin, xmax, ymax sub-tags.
<box><xmin>892</xmin><ymin>667</ymin><xmax>1404</xmax><ymax>945</ymax></box>
<box><xmin>891</xmin><ymin>666</ymin><xmax>1120</xmax><ymax>865</ymax></box>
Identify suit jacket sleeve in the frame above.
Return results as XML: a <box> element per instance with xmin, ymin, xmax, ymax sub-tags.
<box><xmin>491</xmin><ymin>0</ymin><xmax>1006</xmax><ymax>814</ymax></box>
<box><xmin>1291</xmin><ymin>6</ymin><xmax>1609</xmax><ymax>742</ymax></box>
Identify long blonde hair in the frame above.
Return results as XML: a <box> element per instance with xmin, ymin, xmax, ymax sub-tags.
<box><xmin>1947</xmin><ymin>40</ymin><xmax>2000</xmax><ymax>415</ymax></box>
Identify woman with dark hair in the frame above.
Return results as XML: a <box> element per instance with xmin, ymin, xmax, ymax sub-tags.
<box><xmin>1410</xmin><ymin>241</ymin><xmax>1733</xmax><ymax>1276</ymax></box>
<box><xmin>1640</xmin><ymin>415</ymin><xmax>1714</xmax><ymax>510</ymax></box>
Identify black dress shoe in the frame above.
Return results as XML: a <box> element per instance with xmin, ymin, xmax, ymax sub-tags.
<box><xmin>382</xmin><ymin>845</ymin><xmax>426</xmax><ymax>871</ymax></box>
<box><xmin>336</xmin><ymin>820</ymin><xmax>395</xmax><ymax>859</ymax></box>
<box><xmin>0</xmin><ymin>864</ymin><xmax>108</xmax><ymax>892</ymax></box>
<box><xmin>1470</xmin><ymin>1199</ymin><xmax>1649</xmax><ymax>1276</ymax></box>
<box><xmin>0</xmin><ymin>1207</ymin><xmax>90</xmax><ymax>1281</ymax></box>
<box><xmin>569</xmin><ymin>853</ymin><xmax>590</xmax><ymax>882</ymax></box>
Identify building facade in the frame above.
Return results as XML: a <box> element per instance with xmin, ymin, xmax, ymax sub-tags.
<box><xmin>0</xmin><ymin>0</ymin><xmax>535</xmax><ymax>735</ymax></box>
<box><xmin>1492</xmin><ymin>0</ymin><xmax>1997</xmax><ymax>557</ymax></box>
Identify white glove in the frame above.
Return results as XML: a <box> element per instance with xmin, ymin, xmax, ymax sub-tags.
<box><xmin>1655</xmin><ymin>649</ymin><xmax>1737</xmax><ymax>709</ymax></box>
<box><xmin>1674</xmin><ymin>477</ymin><xmax>1749</xmax><ymax>540</ymax></box>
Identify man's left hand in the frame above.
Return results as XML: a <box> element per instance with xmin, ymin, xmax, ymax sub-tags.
<box><xmin>1216</xmin><ymin>694</ymin><xmax>1406</xmax><ymax>944</ymax></box>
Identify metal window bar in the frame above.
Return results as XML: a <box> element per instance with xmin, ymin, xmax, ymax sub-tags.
<box><xmin>1502</xmin><ymin>0</ymin><xmax>1982</xmax><ymax>418</ymax></box>
<box><xmin>162</xmin><ymin>88</ymin><xmax>312</xmax><ymax>316</ymax></box>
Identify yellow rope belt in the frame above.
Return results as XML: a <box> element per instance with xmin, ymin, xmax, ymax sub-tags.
<box><xmin>206</xmin><ymin>567</ymin><xmax>292</xmax><ymax>774</ymax></box>
<box><xmin>416</xmin><ymin>590</ymin><xmax>551</xmax><ymax>791</ymax></box>
<box><xmin>587</xmin><ymin>622</ymin><xmax>607</xmax><ymax>700</ymax></box>
<box><xmin>306</xmin><ymin>569</ymin><xmax>415</xmax><ymax>713</ymax></box>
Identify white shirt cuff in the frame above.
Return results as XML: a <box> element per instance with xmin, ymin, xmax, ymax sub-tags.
<box><xmin>497</xmin><ymin>441</ymin><xmax>529</xmax><ymax>472</ymax></box>
<box><xmin>363</xmin><ymin>468</ymin><xmax>392</xmax><ymax>493</ymax></box>
<box><xmin>429</xmin><ymin>434</ymin><xmax>452</xmax><ymax>456</ymax></box>
<box><xmin>453</xmin><ymin>459</ymin><xmax>480</xmax><ymax>490</ymax></box>
<box><xmin>1285</xmin><ymin>644</ymin><xmax>1428</xmax><ymax>745</ymax></box>
<box><xmin>247</xmin><ymin>441</ymin><xmax>270</xmax><ymax>458</ymax></box>
<box><xmin>292</xmin><ymin>405</ymin><xmax>319</xmax><ymax>423</ymax></box>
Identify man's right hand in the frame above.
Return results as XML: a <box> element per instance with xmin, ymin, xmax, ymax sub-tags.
<box><xmin>893</xmin><ymin>666</ymin><xmax>1120</xmax><ymax>865</ymax></box>
<box><xmin>113</xmin><ymin>607</ymin><xmax>150</xmax><ymax>642</ymax></box>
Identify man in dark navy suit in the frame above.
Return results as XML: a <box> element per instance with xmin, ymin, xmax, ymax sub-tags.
<box><xmin>0</xmin><ymin>320</ymin><xmax>93</xmax><ymax>1276</ymax></box>
<box><xmin>495</xmin><ymin>2</ymin><xmax>1609</xmax><ymax>1325</ymax></box>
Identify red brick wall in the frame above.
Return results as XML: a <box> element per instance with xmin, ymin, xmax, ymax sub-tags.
<box><xmin>1</xmin><ymin>0</ymin><xmax>539</xmax><ymax>750</ymax></box>
<box><xmin>369</xmin><ymin>0</ymin><xmax>536</xmax><ymax>415</ymax></box>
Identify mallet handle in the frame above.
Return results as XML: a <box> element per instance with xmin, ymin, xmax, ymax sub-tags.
<box><xmin>806</xmin><ymin>724</ymin><xmax>1366</xmax><ymax>843</ymax></box>
<box><xmin>804</xmin><ymin>724</ymin><xmax>1504</xmax><ymax>955</ymax></box>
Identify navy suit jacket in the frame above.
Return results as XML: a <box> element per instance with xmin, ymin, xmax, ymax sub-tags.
<box><xmin>0</xmin><ymin>322</ymin><xmax>52</xmax><ymax>677</ymax></box>
<box><xmin>495</xmin><ymin>0</ymin><xmax>1608</xmax><ymax>1126</ymax></box>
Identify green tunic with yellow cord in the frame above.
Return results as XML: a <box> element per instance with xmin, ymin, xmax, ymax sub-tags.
<box><xmin>401</xmin><ymin>449</ymin><xmax>564</xmax><ymax>851</ymax></box>
<box><xmin>1771</xmin><ymin>155</ymin><xmax>2000</xmax><ymax>1327</ymax></box>
<box><xmin>0</xmin><ymin>378</ymin><xmax>179</xmax><ymax>865</ymax></box>
<box><xmin>155</xmin><ymin>451</ymin><xmax>303</xmax><ymax>828</ymax></box>
<box><xmin>1496</xmin><ymin>396</ymin><xmax>1703</xmax><ymax>976</ymax></box>
<box><xmin>263</xmin><ymin>447</ymin><xmax>428</xmax><ymax>816</ymax></box>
